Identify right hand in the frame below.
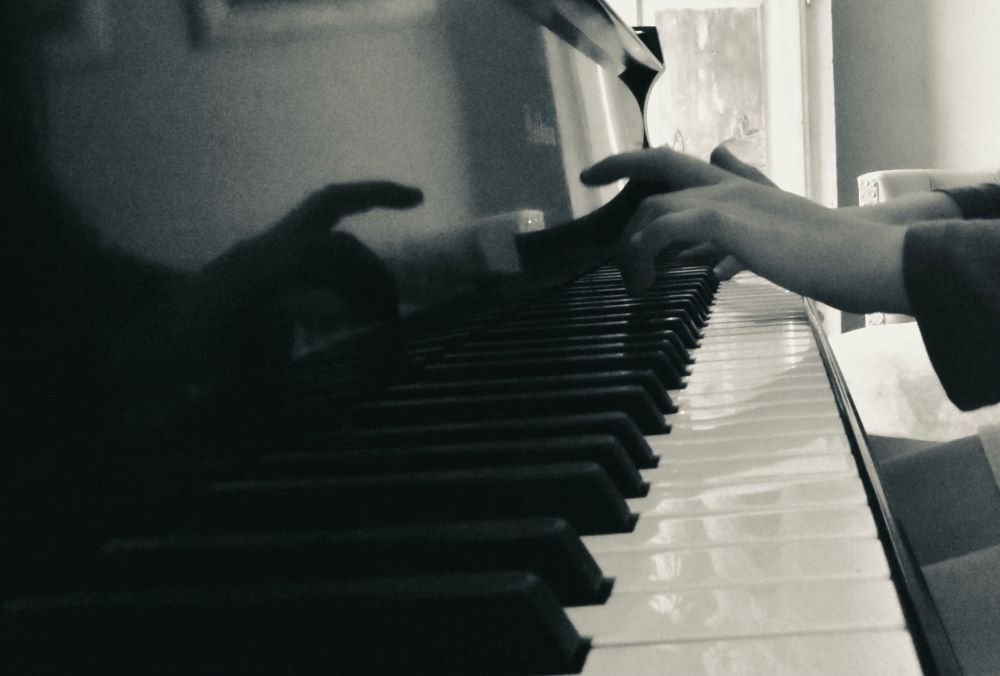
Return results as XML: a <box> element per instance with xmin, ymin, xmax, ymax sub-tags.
<box><xmin>681</xmin><ymin>145</ymin><xmax>777</xmax><ymax>279</ymax></box>
<box><xmin>581</xmin><ymin>146</ymin><xmax>911</xmax><ymax>314</ymax></box>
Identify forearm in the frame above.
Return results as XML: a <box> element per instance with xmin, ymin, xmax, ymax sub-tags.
<box><xmin>841</xmin><ymin>191</ymin><xmax>962</xmax><ymax>225</ymax></box>
<box><xmin>719</xmin><ymin>210</ymin><xmax>913</xmax><ymax>315</ymax></box>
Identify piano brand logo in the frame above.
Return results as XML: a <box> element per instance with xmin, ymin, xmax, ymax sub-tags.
<box><xmin>523</xmin><ymin>105</ymin><xmax>558</xmax><ymax>147</ymax></box>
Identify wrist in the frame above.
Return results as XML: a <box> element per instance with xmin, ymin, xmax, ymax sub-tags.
<box><xmin>846</xmin><ymin>191</ymin><xmax>962</xmax><ymax>225</ymax></box>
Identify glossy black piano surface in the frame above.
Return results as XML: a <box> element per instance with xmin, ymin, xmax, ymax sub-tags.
<box><xmin>1</xmin><ymin>2</ymin><xmax>947</xmax><ymax>674</ymax></box>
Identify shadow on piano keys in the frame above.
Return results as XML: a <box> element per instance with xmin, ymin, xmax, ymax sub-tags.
<box><xmin>3</xmin><ymin>262</ymin><xmax>932</xmax><ymax>675</ymax></box>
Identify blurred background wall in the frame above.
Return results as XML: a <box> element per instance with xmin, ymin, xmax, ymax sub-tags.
<box><xmin>832</xmin><ymin>0</ymin><xmax>1000</xmax><ymax>207</ymax></box>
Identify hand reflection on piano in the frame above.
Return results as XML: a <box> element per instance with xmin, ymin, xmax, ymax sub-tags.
<box><xmin>194</xmin><ymin>180</ymin><xmax>424</xmax><ymax>362</ymax></box>
<box><xmin>122</xmin><ymin>179</ymin><xmax>423</xmax><ymax>395</ymax></box>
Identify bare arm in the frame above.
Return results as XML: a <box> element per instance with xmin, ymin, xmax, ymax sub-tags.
<box><xmin>842</xmin><ymin>190</ymin><xmax>962</xmax><ymax>224</ymax></box>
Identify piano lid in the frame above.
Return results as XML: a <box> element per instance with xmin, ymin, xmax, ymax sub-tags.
<box><xmin>506</xmin><ymin>0</ymin><xmax>663</xmax><ymax>75</ymax></box>
<box><xmin>36</xmin><ymin>0</ymin><xmax>662</xmax><ymax>320</ymax></box>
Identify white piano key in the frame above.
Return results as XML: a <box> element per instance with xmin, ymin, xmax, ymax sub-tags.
<box><xmin>665</xmin><ymin>399</ymin><xmax>838</xmax><ymax>426</ymax></box>
<box><xmin>708</xmin><ymin>297</ymin><xmax>803</xmax><ymax>308</ymax></box>
<box><xmin>661</xmin><ymin>415</ymin><xmax>845</xmax><ymax>442</ymax></box>
<box><xmin>705</xmin><ymin>316</ymin><xmax>808</xmax><ymax>325</ymax></box>
<box><xmin>704</xmin><ymin>304</ymin><xmax>805</xmax><ymax>315</ymax></box>
<box><xmin>705</xmin><ymin>317</ymin><xmax>809</xmax><ymax>329</ymax></box>
<box><xmin>698</xmin><ymin>326</ymin><xmax>809</xmax><ymax>340</ymax></box>
<box><xmin>705</xmin><ymin>311</ymin><xmax>808</xmax><ymax>324</ymax></box>
<box><xmin>696</xmin><ymin>328</ymin><xmax>815</xmax><ymax>346</ymax></box>
<box><xmin>699</xmin><ymin>321</ymin><xmax>807</xmax><ymax>333</ymax></box>
<box><xmin>694</xmin><ymin>343</ymin><xmax>816</xmax><ymax>358</ymax></box>
<box><xmin>680</xmin><ymin>370</ymin><xmax>829</xmax><ymax>395</ymax></box>
<box><xmin>575</xmin><ymin>630</ymin><xmax>922</xmax><ymax>675</ymax></box>
<box><xmin>713</xmin><ymin>291</ymin><xmax>801</xmax><ymax>301</ymax></box>
<box><xmin>690</xmin><ymin>354</ymin><xmax>823</xmax><ymax>375</ymax></box>
<box><xmin>647</xmin><ymin>432</ymin><xmax>851</xmax><ymax>463</ymax></box>
<box><xmin>584</xmin><ymin>506</ymin><xmax>877</xmax><ymax>553</ymax></box>
<box><xmin>646</xmin><ymin>454</ymin><xmax>858</xmax><ymax>487</ymax></box>
<box><xmin>693</xmin><ymin>340</ymin><xmax>818</xmax><ymax>362</ymax></box>
<box><xmin>628</xmin><ymin>476</ymin><xmax>868</xmax><ymax>516</ymax></box>
<box><xmin>692</xmin><ymin>339</ymin><xmax>814</xmax><ymax>355</ymax></box>
<box><xmin>673</xmin><ymin>384</ymin><xmax>834</xmax><ymax>410</ymax></box>
<box><xmin>566</xmin><ymin>579</ymin><xmax>906</xmax><ymax>645</ymax></box>
<box><xmin>596</xmin><ymin>538</ymin><xmax>890</xmax><ymax>591</ymax></box>
<box><xmin>712</xmin><ymin>290</ymin><xmax>800</xmax><ymax>302</ymax></box>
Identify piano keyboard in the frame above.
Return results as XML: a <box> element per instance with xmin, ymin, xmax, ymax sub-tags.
<box><xmin>2</xmin><ymin>265</ymin><xmax>924</xmax><ymax>675</ymax></box>
<box><xmin>566</xmin><ymin>273</ymin><xmax>922</xmax><ymax>674</ymax></box>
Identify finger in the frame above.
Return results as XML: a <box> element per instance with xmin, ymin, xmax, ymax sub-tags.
<box><xmin>581</xmin><ymin>147</ymin><xmax>727</xmax><ymax>190</ymax></box>
<box><xmin>675</xmin><ymin>242</ymin><xmax>722</xmax><ymax>262</ymax></box>
<box><xmin>709</xmin><ymin>146</ymin><xmax>776</xmax><ymax>187</ymax></box>
<box><xmin>618</xmin><ymin>208</ymin><xmax>722</xmax><ymax>294</ymax></box>
<box><xmin>621</xmin><ymin>192</ymin><xmax>681</xmax><ymax>243</ymax></box>
<box><xmin>712</xmin><ymin>254</ymin><xmax>746</xmax><ymax>280</ymax></box>
<box><xmin>276</xmin><ymin>180</ymin><xmax>423</xmax><ymax>240</ymax></box>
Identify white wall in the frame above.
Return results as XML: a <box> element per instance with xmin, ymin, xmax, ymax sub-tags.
<box><xmin>832</xmin><ymin>0</ymin><xmax>1000</xmax><ymax>207</ymax></box>
<box><xmin>923</xmin><ymin>0</ymin><xmax>1000</xmax><ymax>170</ymax></box>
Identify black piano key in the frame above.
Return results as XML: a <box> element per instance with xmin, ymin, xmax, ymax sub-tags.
<box><xmin>3</xmin><ymin>572</ymin><xmax>588</xmax><ymax>675</ymax></box>
<box><xmin>538</xmin><ymin>286</ymin><xmax>709</xmax><ymax>311</ymax></box>
<box><xmin>521</xmin><ymin>285</ymin><xmax>705</xmax><ymax>308</ymax></box>
<box><xmin>254</xmin><ymin>434</ymin><xmax>648</xmax><ymax>497</ymax></box>
<box><xmin>91</xmin><ymin>518</ymin><xmax>611</xmax><ymax>606</ymax></box>
<box><xmin>552</xmin><ymin>300</ymin><xmax>710</xmax><ymax>327</ymax></box>
<box><xmin>536</xmin><ymin>280</ymin><xmax>710</xmax><ymax>302</ymax></box>
<box><xmin>563</xmin><ymin>273</ymin><xmax>715</xmax><ymax>304</ymax></box>
<box><xmin>444</xmin><ymin>342</ymin><xmax>688</xmax><ymax>387</ymax></box>
<box><xmin>425</xmin><ymin>352</ymin><xmax>684</xmax><ymax>394</ymax></box>
<box><xmin>322</xmin><ymin>412</ymin><xmax>658</xmax><ymax>468</ymax></box>
<box><xmin>568</xmin><ymin>265</ymin><xmax>707</xmax><ymax>282</ymax></box>
<box><xmin>501</xmin><ymin>311</ymin><xmax>701</xmax><ymax>343</ymax></box>
<box><xmin>466</xmin><ymin>330</ymin><xmax>691</xmax><ymax>368</ymax></box>
<box><xmin>487</xmin><ymin>315</ymin><xmax>700</xmax><ymax>349</ymax></box>
<box><xmin>532</xmin><ymin>297</ymin><xmax>708</xmax><ymax>327</ymax></box>
<box><xmin>386</xmin><ymin>370</ymin><xmax>674</xmax><ymax>413</ymax></box>
<box><xmin>520</xmin><ymin>296</ymin><xmax>708</xmax><ymax>326</ymax></box>
<box><xmin>349</xmin><ymin>386</ymin><xmax>668</xmax><ymax>436</ymax></box>
<box><xmin>511</xmin><ymin>291</ymin><xmax>708</xmax><ymax>326</ymax></box>
<box><xmin>198</xmin><ymin>462</ymin><xmax>637</xmax><ymax>536</ymax></box>
<box><xmin>564</xmin><ymin>268</ymin><xmax>713</xmax><ymax>290</ymax></box>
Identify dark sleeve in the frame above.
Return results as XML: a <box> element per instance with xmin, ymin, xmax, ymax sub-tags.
<box><xmin>903</xmin><ymin>220</ymin><xmax>1000</xmax><ymax>410</ymax></box>
<box><xmin>934</xmin><ymin>182</ymin><xmax>1000</xmax><ymax>220</ymax></box>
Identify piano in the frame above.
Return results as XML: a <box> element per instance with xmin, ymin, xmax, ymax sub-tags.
<box><xmin>1</xmin><ymin>1</ymin><xmax>956</xmax><ymax>673</ymax></box>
